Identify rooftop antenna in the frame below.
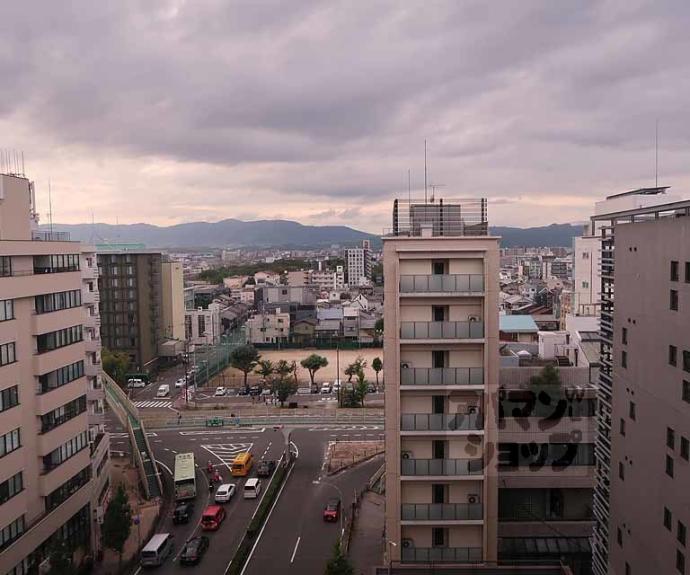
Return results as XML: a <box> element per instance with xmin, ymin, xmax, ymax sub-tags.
<box><xmin>48</xmin><ymin>179</ymin><xmax>54</xmax><ymax>235</ymax></box>
<box><xmin>424</xmin><ymin>140</ymin><xmax>428</xmax><ymax>203</ymax></box>
<box><xmin>408</xmin><ymin>169</ymin><xmax>411</xmax><ymax>205</ymax></box>
<box><xmin>655</xmin><ymin>119</ymin><xmax>659</xmax><ymax>189</ymax></box>
<box><xmin>430</xmin><ymin>183</ymin><xmax>445</xmax><ymax>203</ymax></box>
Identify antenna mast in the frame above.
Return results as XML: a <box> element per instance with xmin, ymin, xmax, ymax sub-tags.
<box><xmin>48</xmin><ymin>180</ymin><xmax>54</xmax><ymax>235</ymax></box>
<box><xmin>424</xmin><ymin>140</ymin><xmax>428</xmax><ymax>203</ymax></box>
<box><xmin>655</xmin><ymin>119</ymin><xmax>659</xmax><ymax>188</ymax></box>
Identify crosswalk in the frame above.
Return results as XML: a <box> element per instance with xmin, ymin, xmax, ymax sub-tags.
<box><xmin>134</xmin><ymin>400</ymin><xmax>173</xmax><ymax>409</ymax></box>
<box><xmin>201</xmin><ymin>443</ymin><xmax>254</xmax><ymax>468</ymax></box>
<box><xmin>308</xmin><ymin>425</ymin><xmax>382</xmax><ymax>431</ymax></box>
<box><xmin>110</xmin><ymin>432</ymin><xmax>158</xmax><ymax>439</ymax></box>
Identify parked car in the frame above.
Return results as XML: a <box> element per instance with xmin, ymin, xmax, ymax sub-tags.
<box><xmin>237</xmin><ymin>387</ymin><xmax>249</xmax><ymax>396</ymax></box>
<box><xmin>323</xmin><ymin>498</ymin><xmax>341</xmax><ymax>522</ymax></box>
<box><xmin>320</xmin><ymin>383</ymin><xmax>331</xmax><ymax>394</ymax></box>
<box><xmin>172</xmin><ymin>502</ymin><xmax>194</xmax><ymax>525</ymax></box>
<box><xmin>261</xmin><ymin>388</ymin><xmax>272</xmax><ymax>396</ymax></box>
<box><xmin>249</xmin><ymin>385</ymin><xmax>261</xmax><ymax>396</ymax></box>
<box><xmin>214</xmin><ymin>386</ymin><xmax>226</xmax><ymax>397</ymax></box>
<box><xmin>174</xmin><ymin>377</ymin><xmax>186</xmax><ymax>388</ymax></box>
<box><xmin>214</xmin><ymin>483</ymin><xmax>236</xmax><ymax>503</ymax></box>
<box><xmin>367</xmin><ymin>384</ymin><xmax>377</xmax><ymax>393</ymax></box>
<box><xmin>297</xmin><ymin>387</ymin><xmax>312</xmax><ymax>395</ymax></box>
<box><xmin>179</xmin><ymin>536</ymin><xmax>209</xmax><ymax>565</ymax></box>
<box><xmin>256</xmin><ymin>460</ymin><xmax>276</xmax><ymax>477</ymax></box>
<box><xmin>332</xmin><ymin>380</ymin><xmax>341</xmax><ymax>392</ymax></box>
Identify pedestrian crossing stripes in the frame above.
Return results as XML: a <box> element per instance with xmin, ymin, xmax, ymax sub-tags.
<box><xmin>307</xmin><ymin>425</ymin><xmax>382</xmax><ymax>431</ymax></box>
<box><xmin>201</xmin><ymin>443</ymin><xmax>254</xmax><ymax>467</ymax></box>
<box><xmin>134</xmin><ymin>400</ymin><xmax>173</xmax><ymax>408</ymax></box>
<box><xmin>110</xmin><ymin>432</ymin><xmax>158</xmax><ymax>438</ymax></box>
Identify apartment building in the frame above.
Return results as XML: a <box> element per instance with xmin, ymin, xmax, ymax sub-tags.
<box><xmin>185</xmin><ymin>302</ymin><xmax>223</xmax><ymax>346</ymax></box>
<box><xmin>383</xmin><ymin>198</ymin><xmax>500</xmax><ymax>565</ymax></box>
<box><xmin>161</xmin><ymin>260</ymin><xmax>185</xmax><ymax>341</ymax></box>
<box><xmin>346</xmin><ymin>240</ymin><xmax>372</xmax><ymax>286</ymax></box>
<box><xmin>246</xmin><ymin>308</ymin><xmax>290</xmax><ymax>344</ymax></box>
<box><xmin>591</xmin><ymin>191</ymin><xmax>690</xmax><ymax>575</ymax></box>
<box><xmin>572</xmin><ymin>235</ymin><xmax>601</xmax><ymax>317</ymax></box>
<box><xmin>0</xmin><ymin>173</ymin><xmax>98</xmax><ymax>573</ymax></box>
<box><xmin>97</xmin><ymin>250</ymin><xmax>164</xmax><ymax>371</ymax></box>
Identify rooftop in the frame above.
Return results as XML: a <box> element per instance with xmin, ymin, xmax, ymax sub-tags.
<box><xmin>386</xmin><ymin>197</ymin><xmax>489</xmax><ymax>237</ymax></box>
<box><xmin>499</xmin><ymin>315</ymin><xmax>539</xmax><ymax>333</ymax></box>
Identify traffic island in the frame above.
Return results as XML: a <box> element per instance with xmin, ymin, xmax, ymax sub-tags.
<box><xmin>327</xmin><ymin>440</ymin><xmax>384</xmax><ymax>474</ymax></box>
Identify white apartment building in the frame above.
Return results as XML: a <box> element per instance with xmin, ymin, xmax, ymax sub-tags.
<box><xmin>572</xmin><ymin>235</ymin><xmax>601</xmax><ymax>316</ymax></box>
<box><xmin>184</xmin><ymin>302</ymin><xmax>223</xmax><ymax>346</ymax></box>
<box><xmin>346</xmin><ymin>240</ymin><xmax>372</xmax><ymax>286</ymax></box>
<box><xmin>246</xmin><ymin>308</ymin><xmax>290</xmax><ymax>344</ymax></box>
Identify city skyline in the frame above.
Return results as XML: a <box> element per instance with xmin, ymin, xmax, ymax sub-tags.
<box><xmin>3</xmin><ymin>1</ymin><xmax>690</xmax><ymax>231</ymax></box>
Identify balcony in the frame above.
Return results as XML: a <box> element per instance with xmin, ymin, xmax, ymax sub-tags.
<box><xmin>401</xmin><ymin>458</ymin><xmax>484</xmax><ymax>477</ymax></box>
<box><xmin>400</xmin><ymin>321</ymin><xmax>484</xmax><ymax>340</ymax></box>
<box><xmin>400</xmin><ymin>274</ymin><xmax>484</xmax><ymax>295</ymax></box>
<box><xmin>85</xmin><ymin>361</ymin><xmax>101</xmax><ymax>377</ymax></box>
<box><xmin>401</xmin><ymin>367</ymin><xmax>483</xmax><ymax>387</ymax></box>
<box><xmin>82</xmin><ymin>290</ymin><xmax>100</xmax><ymax>305</ymax></box>
<box><xmin>401</xmin><ymin>503</ymin><xmax>483</xmax><ymax>522</ymax></box>
<box><xmin>400</xmin><ymin>413</ymin><xmax>484</xmax><ymax>433</ymax></box>
<box><xmin>401</xmin><ymin>547</ymin><xmax>482</xmax><ymax>563</ymax></box>
<box><xmin>84</xmin><ymin>337</ymin><xmax>101</xmax><ymax>353</ymax></box>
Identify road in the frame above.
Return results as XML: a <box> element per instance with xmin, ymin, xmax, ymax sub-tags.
<box><xmin>108</xmin><ymin>409</ymin><xmax>384</xmax><ymax>574</ymax></box>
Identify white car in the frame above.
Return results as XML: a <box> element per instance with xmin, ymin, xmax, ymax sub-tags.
<box><xmin>174</xmin><ymin>378</ymin><xmax>186</xmax><ymax>388</ymax></box>
<box><xmin>214</xmin><ymin>483</ymin><xmax>236</xmax><ymax>503</ymax></box>
<box><xmin>332</xmin><ymin>380</ymin><xmax>341</xmax><ymax>392</ymax></box>
<box><xmin>214</xmin><ymin>386</ymin><xmax>226</xmax><ymax>397</ymax></box>
<box><xmin>156</xmin><ymin>384</ymin><xmax>170</xmax><ymax>397</ymax></box>
<box><xmin>320</xmin><ymin>384</ymin><xmax>331</xmax><ymax>394</ymax></box>
<box><xmin>261</xmin><ymin>388</ymin><xmax>272</xmax><ymax>396</ymax></box>
<box><xmin>127</xmin><ymin>378</ymin><xmax>146</xmax><ymax>388</ymax></box>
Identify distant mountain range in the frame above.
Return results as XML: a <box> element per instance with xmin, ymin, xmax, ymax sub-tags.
<box><xmin>42</xmin><ymin>220</ymin><xmax>584</xmax><ymax>249</ymax></box>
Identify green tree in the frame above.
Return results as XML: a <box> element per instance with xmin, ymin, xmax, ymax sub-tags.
<box><xmin>274</xmin><ymin>359</ymin><xmax>293</xmax><ymax>381</ymax></box>
<box><xmin>271</xmin><ymin>377</ymin><xmax>298</xmax><ymax>407</ymax></box>
<box><xmin>47</xmin><ymin>539</ymin><xmax>71</xmax><ymax>575</ymax></box>
<box><xmin>371</xmin><ymin>357</ymin><xmax>383</xmax><ymax>386</ymax></box>
<box><xmin>300</xmin><ymin>354</ymin><xmax>329</xmax><ymax>386</ymax></box>
<box><xmin>324</xmin><ymin>542</ymin><xmax>354</xmax><ymax>575</ymax></box>
<box><xmin>101</xmin><ymin>348</ymin><xmax>130</xmax><ymax>385</ymax></box>
<box><xmin>290</xmin><ymin>360</ymin><xmax>299</xmax><ymax>384</ymax></box>
<box><xmin>230</xmin><ymin>345</ymin><xmax>261</xmax><ymax>391</ymax></box>
<box><xmin>529</xmin><ymin>364</ymin><xmax>562</xmax><ymax>405</ymax></box>
<box><xmin>374</xmin><ymin>317</ymin><xmax>384</xmax><ymax>336</ymax></box>
<box><xmin>255</xmin><ymin>359</ymin><xmax>274</xmax><ymax>383</ymax></box>
<box><xmin>344</xmin><ymin>356</ymin><xmax>367</xmax><ymax>382</ymax></box>
<box><xmin>354</xmin><ymin>369</ymin><xmax>369</xmax><ymax>407</ymax></box>
<box><xmin>101</xmin><ymin>484</ymin><xmax>132</xmax><ymax>567</ymax></box>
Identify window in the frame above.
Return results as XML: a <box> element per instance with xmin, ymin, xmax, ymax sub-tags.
<box><xmin>432</xmin><ymin>527</ymin><xmax>445</xmax><ymax>547</ymax></box>
<box><xmin>625</xmin><ymin>563</ymin><xmax>631</xmax><ymax>575</ymax></box>
<box><xmin>38</xmin><ymin>361</ymin><xmax>85</xmax><ymax>394</ymax></box>
<box><xmin>666</xmin><ymin>455</ymin><xmax>674</xmax><ymax>478</ymax></box>
<box><xmin>35</xmin><ymin>290</ymin><xmax>82</xmax><ymax>314</ymax></box>
<box><xmin>671</xmin><ymin>345</ymin><xmax>679</xmax><ymax>366</ymax></box>
<box><xmin>682</xmin><ymin>437</ymin><xmax>689</xmax><ymax>461</ymax></box>
<box><xmin>0</xmin><ymin>257</ymin><xmax>11</xmax><ymax>277</ymax></box>
<box><xmin>683</xmin><ymin>381</ymin><xmax>690</xmax><ymax>404</ymax></box>
<box><xmin>677</xmin><ymin>550</ymin><xmax>685</xmax><ymax>574</ymax></box>
<box><xmin>618</xmin><ymin>461</ymin><xmax>625</xmax><ymax>480</ymax></box>
<box><xmin>45</xmin><ymin>466</ymin><xmax>90</xmax><ymax>512</ymax></box>
<box><xmin>665</xmin><ymin>507</ymin><xmax>673</xmax><ymax>530</ymax></box>
<box><xmin>0</xmin><ymin>300</ymin><xmax>14</xmax><ymax>322</ymax></box>
<box><xmin>0</xmin><ymin>429</ymin><xmax>21</xmax><ymax>458</ymax></box>
<box><xmin>36</xmin><ymin>325</ymin><xmax>83</xmax><ymax>353</ymax></box>
<box><xmin>686</xmin><ymin>262</ymin><xmax>690</xmax><ymax>283</ymax></box>
<box><xmin>671</xmin><ymin>289</ymin><xmax>679</xmax><ymax>311</ymax></box>
<box><xmin>622</xmin><ymin>327</ymin><xmax>628</xmax><ymax>345</ymax></box>
<box><xmin>672</xmin><ymin>261</ymin><xmax>680</xmax><ymax>281</ymax></box>
<box><xmin>684</xmin><ymin>351</ymin><xmax>690</xmax><ymax>373</ymax></box>
<box><xmin>0</xmin><ymin>515</ymin><xmax>25</xmax><ymax>551</ymax></box>
<box><xmin>629</xmin><ymin>401</ymin><xmax>636</xmax><ymax>420</ymax></box>
<box><xmin>582</xmin><ymin>281</ymin><xmax>589</xmax><ymax>288</ymax></box>
<box><xmin>33</xmin><ymin>254</ymin><xmax>80</xmax><ymax>274</ymax></box>
<box><xmin>0</xmin><ymin>342</ymin><xmax>16</xmax><ymax>366</ymax></box>
<box><xmin>680</xmin><ymin>522</ymin><xmax>687</xmax><ymax>547</ymax></box>
<box><xmin>40</xmin><ymin>396</ymin><xmax>87</xmax><ymax>433</ymax></box>
<box><xmin>620</xmin><ymin>418</ymin><xmax>626</xmax><ymax>436</ymax></box>
<box><xmin>0</xmin><ymin>472</ymin><xmax>23</xmax><ymax>505</ymax></box>
<box><xmin>582</xmin><ymin>252</ymin><xmax>590</xmax><ymax>260</ymax></box>
<box><xmin>0</xmin><ymin>386</ymin><xmax>18</xmax><ymax>413</ymax></box>
<box><xmin>621</xmin><ymin>350</ymin><xmax>627</xmax><ymax>368</ymax></box>
<box><xmin>668</xmin><ymin>428</ymin><xmax>676</xmax><ymax>449</ymax></box>
<box><xmin>43</xmin><ymin>431</ymin><xmax>89</xmax><ymax>472</ymax></box>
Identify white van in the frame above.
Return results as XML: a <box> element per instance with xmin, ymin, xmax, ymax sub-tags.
<box><xmin>127</xmin><ymin>378</ymin><xmax>146</xmax><ymax>388</ymax></box>
<box><xmin>140</xmin><ymin>532</ymin><xmax>173</xmax><ymax>567</ymax></box>
<box><xmin>243</xmin><ymin>478</ymin><xmax>261</xmax><ymax>499</ymax></box>
<box><xmin>156</xmin><ymin>384</ymin><xmax>170</xmax><ymax>398</ymax></box>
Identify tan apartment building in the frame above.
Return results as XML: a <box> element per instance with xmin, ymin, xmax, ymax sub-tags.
<box><xmin>591</xmin><ymin>193</ymin><xmax>690</xmax><ymax>575</ymax></box>
<box><xmin>0</xmin><ymin>173</ymin><xmax>101</xmax><ymax>573</ymax></box>
<box><xmin>383</xmin><ymin>198</ymin><xmax>501</xmax><ymax>565</ymax></box>
<box><xmin>161</xmin><ymin>260</ymin><xmax>185</xmax><ymax>342</ymax></box>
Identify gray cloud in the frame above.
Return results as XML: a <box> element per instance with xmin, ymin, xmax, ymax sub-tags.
<box><xmin>2</xmin><ymin>0</ymin><xmax>690</xmax><ymax>231</ymax></box>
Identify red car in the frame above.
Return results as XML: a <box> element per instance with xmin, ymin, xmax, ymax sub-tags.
<box><xmin>323</xmin><ymin>498</ymin><xmax>341</xmax><ymax>522</ymax></box>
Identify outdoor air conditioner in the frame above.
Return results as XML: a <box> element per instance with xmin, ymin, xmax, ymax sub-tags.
<box><xmin>467</xmin><ymin>406</ymin><xmax>478</xmax><ymax>415</ymax></box>
<box><xmin>402</xmin><ymin>538</ymin><xmax>414</xmax><ymax>549</ymax></box>
<box><xmin>468</xmin><ymin>315</ymin><xmax>480</xmax><ymax>322</ymax></box>
<box><xmin>468</xmin><ymin>493</ymin><xmax>480</xmax><ymax>505</ymax></box>
<box><xmin>401</xmin><ymin>451</ymin><xmax>412</xmax><ymax>460</ymax></box>
<box><xmin>400</xmin><ymin>362</ymin><xmax>412</xmax><ymax>369</ymax></box>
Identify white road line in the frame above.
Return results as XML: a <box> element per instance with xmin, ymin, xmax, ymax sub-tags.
<box><xmin>290</xmin><ymin>536</ymin><xmax>301</xmax><ymax>563</ymax></box>
<box><xmin>156</xmin><ymin>459</ymin><xmax>173</xmax><ymax>476</ymax></box>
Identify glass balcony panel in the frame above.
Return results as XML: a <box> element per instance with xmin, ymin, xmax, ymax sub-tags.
<box><xmin>455</xmin><ymin>274</ymin><xmax>470</xmax><ymax>291</ymax></box>
<box><xmin>470</xmin><ymin>275</ymin><xmax>484</xmax><ymax>292</ymax></box>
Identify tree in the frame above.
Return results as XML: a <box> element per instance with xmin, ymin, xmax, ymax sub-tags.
<box><xmin>345</xmin><ymin>356</ymin><xmax>367</xmax><ymax>382</ymax></box>
<box><xmin>374</xmin><ymin>317</ymin><xmax>384</xmax><ymax>336</ymax></box>
<box><xmin>102</xmin><ymin>348</ymin><xmax>130</xmax><ymax>385</ymax></box>
<box><xmin>47</xmin><ymin>539</ymin><xmax>71</xmax><ymax>575</ymax></box>
<box><xmin>324</xmin><ymin>542</ymin><xmax>353</xmax><ymax>575</ymax></box>
<box><xmin>300</xmin><ymin>354</ymin><xmax>329</xmax><ymax>386</ymax></box>
<box><xmin>354</xmin><ymin>369</ymin><xmax>369</xmax><ymax>407</ymax></box>
<box><xmin>272</xmin><ymin>377</ymin><xmax>298</xmax><ymax>407</ymax></box>
<box><xmin>290</xmin><ymin>360</ymin><xmax>299</xmax><ymax>384</ymax></box>
<box><xmin>372</xmin><ymin>357</ymin><xmax>383</xmax><ymax>386</ymax></box>
<box><xmin>274</xmin><ymin>359</ymin><xmax>293</xmax><ymax>381</ymax></box>
<box><xmin>230</xmin><ymin>345</ymin><xmax>261</xmax><ymax>391</ymax></box>
<box><xmin>529</xmin><ymin>364</ymin><xmax>562</xmax><ymax>406</ymax></box>
<box><xmin>101</xmin><ymin>484</ymin><xmax>132</xmax><ymax>566</ymax></box>
<box><xmin>255</xmin><ymin>359</ymin><xmax>274</xmax><ymax>383</ymax></box>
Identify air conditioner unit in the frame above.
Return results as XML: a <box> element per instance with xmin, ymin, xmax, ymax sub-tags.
<box><xmin>402</xmin><ymin>538</ymin><xmax>414</xmax><ymax>549</ymax></box>
<box><xmin>467</xmin><ymin>406</ymin><xmax>478</xmax><ymax>415</ymax></box>
<box><xmin>400</xmin><ymin>362</ymin><xmax>412</xmax><ymax>369</ymax></box>
<box><xmin>401</xmin><ymin>451</ymin><xmax>412</xmax><ymax>460</ymax></box>
<box><xmin>468</xmin><ymin>315</ymin><xmax>480</xmax><ymax>322</ymax></box>
<box><xmin>468</xmin><ymin>493</ymin><xmax>480</xmax><ymax>505</ymax></box>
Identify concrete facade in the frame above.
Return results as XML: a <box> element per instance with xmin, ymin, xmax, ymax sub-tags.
<box><xmin>0</xmin><ymin>174</ymin><xmax>100</xmax><ymax>573</ymax></box>
<box><xmin>383</xmin><ymin>202</ymin><xmax>500</xmax><ymax>566</ymax></box>
<box><xmin>572</xmin><ymin>235</ymin><xmax>601</xmax><ymax>317</ymax></box>
<box><xmin>161</xmin><ymin>260</ymin><xmax>185</xmax><ymax>341</ymax></box>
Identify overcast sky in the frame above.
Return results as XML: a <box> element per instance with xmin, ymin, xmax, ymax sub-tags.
<box><xmin>2</xmin><ymin>1</ymin><xmax>689</xmax><ymax>232</ymax></box>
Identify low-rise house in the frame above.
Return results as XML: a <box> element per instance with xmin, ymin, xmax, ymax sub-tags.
<box><xmin>500</xmin><ymin>314</ymin><xmax>540</xmax><ymax>343</ymax></box>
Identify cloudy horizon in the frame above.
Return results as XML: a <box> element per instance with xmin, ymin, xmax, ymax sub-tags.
<box><xmin>2</xmin><ymin>1</ymin><xmax>689</xmax><ymax>233</ymax></box>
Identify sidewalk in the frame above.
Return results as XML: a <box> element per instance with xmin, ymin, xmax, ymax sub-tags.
<box><xmin>348</xmin><ymin>491</ymin><xmax>385</xmax><ymax>574</ymax></box>
<box><xmin>94</xmin><ymin>456</ymin><xmax>160</xmax><ymax>575</ymax></box>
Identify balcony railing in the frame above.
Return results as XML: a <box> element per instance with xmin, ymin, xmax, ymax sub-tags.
<box><xmin>400</xmin><ymin>274</ymin><xmax>484</xmax><ymax>294</ymax></box>
<box><xmin>401</xmin><ymin>367</ymin><xmax>484</xmax><ymax>386</ymax></box>
<box><xmin>401</xmin><ymin>503</ymin><xmax>483</xmax><ymax>521</ymax></box>
<box><xmin>401</xmin><ymin>458</ymin><xmax>484</xmax><ymax>476</ymax></box>
<box><xmin>400</xmin><ymin>321</ymin><xmax>484</xmax><ymax>340</ymax></box>
<box><xmin>401</xmin><ymin>413</ymin><xmax>483</xmax><ymax>432</ymax></box>
<box><xmin>401</xmin><ymin>547</ymin><xmax>483</xmax><ymax>563</ymax></box>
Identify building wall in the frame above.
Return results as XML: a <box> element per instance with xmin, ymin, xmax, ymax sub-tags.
<box><xmin>161</xmin><ymin>261</ymin><xmax>185</xmax><ymax>341</ymax></box>
<box><xmin>607</xmin><ymin>217</ymin><xmax>690</xmax><ymax>575</ymax></box>
<box><xmin>573</xmin><ymin>236</ymin><xmax>601</xmax><ymax>316</ymax></box>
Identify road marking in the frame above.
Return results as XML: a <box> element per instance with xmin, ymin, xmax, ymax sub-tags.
<box><xmin>134</xmin><ymin>400</ymin><xmax>173</xmax><ymax>408</ymax></box>
<box><xmin>290</xmin><ymin>536</ymin><xmax>301</xmax><ymax>563</ymax></box>
<box><xmin>178</xmin><ymin>428</ymin><xmax>265</xmax><ymax>436</ymax></box>
<box><xmin>110</xmin><ymin>432</ymin><xmax>158</xmax><ymax>439</ymax></box>
<box><xmin>156</xmin><ymin>459</ymin><xmax>173</xmax><ymax>476</ymax></box>
<box><xmin>202</xmin><ymin>443</ymin><xmax>254</xmax><ymax>470</ymax></box>
<box><xmin>171</xmin><ymin>449</ymin><xmax>177</xmax><ymax>454</ymax></box>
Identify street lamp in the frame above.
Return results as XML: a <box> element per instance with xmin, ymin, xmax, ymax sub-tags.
<box><xmin>387</xmin><ymin>540</ymin><xmax>397</xmax><ymax>575</ymax></box>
